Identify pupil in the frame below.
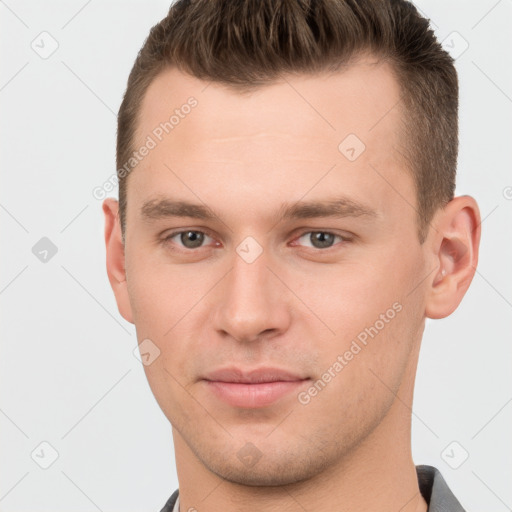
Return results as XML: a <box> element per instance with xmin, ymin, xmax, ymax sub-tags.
<box><xmin>311</xmin><ymin>232</ymin><xmax>334</xmax><ymax>248</ymax></box>
<box><xmin>182</xmin><ymin>231</ymin><xmax>204</xmax><ymax>248</ymax></box>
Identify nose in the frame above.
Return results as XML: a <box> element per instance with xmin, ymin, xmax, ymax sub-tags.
<box><xmin>212</xmin><ymin>246</ymin><xmax>292</xmax><ymax>343</ymax></box>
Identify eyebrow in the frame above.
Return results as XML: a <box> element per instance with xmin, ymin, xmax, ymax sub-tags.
<box><xmin>140</xmin><ymin>196</ymin><xmax>379</xmax><ymax>223</ymax></box>
<box><xmin>277</xmin><ymin>197</ymin><xmax>378</xmax><ymax>222</ymax></box>
<box><xmin>141</xmin><ymin>198</ymin><xmax>217</xmax><ymax>221</ymax></box>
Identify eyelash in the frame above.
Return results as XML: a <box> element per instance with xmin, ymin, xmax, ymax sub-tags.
<box><xmin>161</xmin><ymin>229</ymin><xmax>351</xmax><ymax>251</ymax></box>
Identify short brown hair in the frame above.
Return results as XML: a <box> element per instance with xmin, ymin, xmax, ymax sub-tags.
<box><xmin>116</xmin><ymin>0</ymin><xmax>458</xmax><ymax>243</ymax></box>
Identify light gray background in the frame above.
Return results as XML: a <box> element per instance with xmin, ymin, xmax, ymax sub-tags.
<box><xmin>1</xmin><ymin>0</ymin><xmax>511</xmax><ymax>511</ymax></box>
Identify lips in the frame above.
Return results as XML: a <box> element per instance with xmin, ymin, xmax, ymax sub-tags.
<box><xmin>202</xmin><ymin>367</ymin><xmax>310</xmax><ymax>408</ymax></box>
<box><xmin>203</xmin><ymin>366</ymin><xmax>307</xmax><ymax>384</ymax></box>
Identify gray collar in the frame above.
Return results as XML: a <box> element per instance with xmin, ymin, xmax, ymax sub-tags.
<box><xmin>417</xmin><ymin>465</ymin><xmax>466</xmax><ymax>512</ymax></box>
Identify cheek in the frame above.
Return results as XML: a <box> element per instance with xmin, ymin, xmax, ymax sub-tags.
<box><xmin>299</xmin><ymin>248</ymin><xmax>424</xmax><ymax>370</ymax></box>
<box><xmin>126</xmin><ymin>249</ymin><xmax>194</xmax><ymax>333</ymax></box>
<box><xmin>126</xmin><ymin>254</ymin><xmax>215</xmax><ymax>383</ymax></box>
<box><xmin>292</xmin><ymin>259</ymin><xmax>404</xmax><ymax>336</ymax></box>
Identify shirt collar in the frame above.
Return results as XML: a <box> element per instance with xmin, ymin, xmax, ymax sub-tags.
<box><xmin>417</xmin><ymin>465</ymin><xmax>466</xmax><ymax>512</ymax></box>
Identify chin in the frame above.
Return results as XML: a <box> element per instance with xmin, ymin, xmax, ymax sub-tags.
<box><xmin>200</xmin><ymin>445</ymin><xmax>335</xmax><ymax>488</ymax></box>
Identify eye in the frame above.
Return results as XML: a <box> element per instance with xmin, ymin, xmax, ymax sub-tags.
<box><xmin>294</xmin><ymin>231</ymin><xmax>347</xmax><ymax>249</ymax></box>
<box><xmin>163</xmin><ymin>230</ymin><xmax>216</xmax><ymax>249</ymax></box>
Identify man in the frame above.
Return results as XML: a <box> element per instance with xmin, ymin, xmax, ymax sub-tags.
<box><xmin>103</xmin><ymin>0</ymin><xmax>480</xmax><ymax>510</ymax></box>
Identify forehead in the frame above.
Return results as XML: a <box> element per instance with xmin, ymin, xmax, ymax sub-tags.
<box><xmin>127</xmin><ymin>58</ymin><xmax>413</xmax><ymax>227</ymax></box>
<box><xmin>136</xmin><ymin>58</ymin><xmax>403</xmax><ymax>154</ymax></box>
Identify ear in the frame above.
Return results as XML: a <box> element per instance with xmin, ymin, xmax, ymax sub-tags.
<box><xmin>425</xmin><ymin>195</ymin><xmax>481</xmax><ymax>319</ymax></box>
<box><xmin>102</xmin><ymin>198</ymin><xmax>134</xmax><ymax>324</ymax></box>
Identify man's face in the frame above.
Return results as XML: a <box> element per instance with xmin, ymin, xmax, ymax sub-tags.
<box><xmin>119</xmin><ymin>60</ymin><xmax>431</xmax><ymax>484</ymax></box>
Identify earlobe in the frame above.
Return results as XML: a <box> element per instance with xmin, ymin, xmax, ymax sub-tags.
<box><xmin>102</xmin><ymin>198</ymin><xmax>134</xmax><ymax>324</ymax></box>
<box><xmin>425</xmin><ymin>195</ymin><xmax>481</xmax><ymax>319</ymax></box>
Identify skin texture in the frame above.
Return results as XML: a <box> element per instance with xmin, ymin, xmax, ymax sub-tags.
<box><xmin>103</xmin><ymin>59</ymin><xmax>480</xmax><ymax>512</ymax></box>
